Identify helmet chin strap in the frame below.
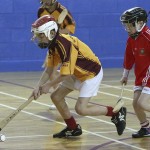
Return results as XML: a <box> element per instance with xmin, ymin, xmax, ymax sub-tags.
<box><xmin>135</xmin><ymin>22</ymin><xmax>146</xmax><ymax>32</ymax></box>
<box><xmin>130</xmin><ymin>22</ymin><xmax>146</xmax><ymax>39</ymax></box>
<box><xmin>48</xmin><ymin>30</ymin><xmax>59</xmax><ymax>54</ymax></box>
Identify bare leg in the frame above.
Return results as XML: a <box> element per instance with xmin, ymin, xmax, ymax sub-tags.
<box><xmin>132</xmin><ymin>91</ymin><xmax>150</xmax><ymax>138</ymax></box>
<box><xmin>51</xmin><ymin>86</ymin><xmax>83</xmax><ymax>138</ymax></box>
<box><xmin>75</xmin><ymin>97</ymin><xmax>109</xmax><ymax>116</ymax></box>
<box><xmin>138</xmin><ymin>93</ymin><xmax>150</xmax><ymax>112</ymax></box>
<box><xmin>133</xmin><ymin>90</ymin><xmax>147</xmax><ymax>123</ymax></box>
<box><xmin>49</xmin><ymin>66</ymin><xmax>61</xmax><ymax>110</ymax></box>
<box><xmin>51</xmin><ymin>85</ymin><xmax>72</xmax><ymax>119</ymax></box>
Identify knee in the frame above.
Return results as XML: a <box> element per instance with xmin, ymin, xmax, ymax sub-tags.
<box><xmin>133</xmin><ymin>100</ymin><xmax>143</xmax><ymax>110</ymax></box>
<box><xmin>137</xmin><ymin>100</ymin><xmax>145</xmax><ymax>110</ymax></box>
<box><xmin>50</xmin><ymin>92</ymin><xmax>60</xmax><ymax>103</ymax></box>
<box><xmin>132</xmin><ymin>98</ymin><xmax>141</xmax><ymax>110</ymax></box>
<box><xmin>75</xmin><ymin>105</ymin><xmax>86</xmax><ymax>116</ymax></box>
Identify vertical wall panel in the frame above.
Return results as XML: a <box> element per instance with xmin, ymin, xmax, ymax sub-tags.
<box><xmin>0</xmin><ymin>0</ymin><xmax>150</xmax><ymax>71</ymax></box>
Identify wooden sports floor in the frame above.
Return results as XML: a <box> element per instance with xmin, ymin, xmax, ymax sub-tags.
<box><xmin>0</xmin><ymin>69</ymin><xmax>150</xmax><ymax>150</ymax></box>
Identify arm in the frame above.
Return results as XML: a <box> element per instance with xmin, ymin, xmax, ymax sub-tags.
<box><xmin>120</xmin><ymin>40</ymin><xmax>134</xmax><ymax>85</ymax></box>
<box><xmin>40</xmin><ymin>74</ymin><xmax>72</xmax><ymax>94</ymax></box>
<box><xmin>48</xmin><ymin>74</ymin><xmax>71</xmax><ymax>88</ymax></box>
<box><xmin>31</xmin><ymin>67</ymin><xmax>53</xmax><ymax>100</ymax></box>
<box><xmin>120</xmin><ymin>68</ymin><xmax>130</xmax><ymax>85</ymax></box>
<box><xmin>60</xmin><ymin>19</ymin><xmax>75</xmax><ymax>34</ymax></box>
<box><xmin>36</xmin><ymin>67</ymin><xmax>53</xmax><ymax>87</ymax></box>
<box><xmin>49</xmin><ymin>64</ymin><xmax>60</xmax><ymax>90</ymax></box>
<box><xmin>123</xmin><ymin>40</ymin><xmax>135</xmax><ymax>70</ymax></box>
<box><xmin>40</xmin><ymin>41</ymin><xmax>78</xmax><ymax>93</ymax></box>
<box><xmin>59</xmin><ymin>28</ymin><xmax>72</xmax><ymax>34</ymax></box>
<box><xmin>59</xmin><ymin>8</ymin><xmax>76</xmax><ymax>34</ymax></box>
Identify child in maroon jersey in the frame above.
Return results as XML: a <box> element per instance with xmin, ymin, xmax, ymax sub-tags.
<box><xmin>38</xmin><ymin>0</ymin><xmax>76</xmax><ymax>110</ymax></box>
<box><xmin>30</xmin><ymin>15</ymin><xmax>127</xmax><ymax>138</ymax></box>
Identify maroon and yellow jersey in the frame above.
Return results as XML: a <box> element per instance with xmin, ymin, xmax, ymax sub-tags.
<box><xmin>46</xmin><ymin>34</ymin><xmax>101</xmax><ymax>81</ymax></box>
<box><xmin>37</xmin><ymin>2</ymin><xmax>75</xmax><ymax>34</ymax></box>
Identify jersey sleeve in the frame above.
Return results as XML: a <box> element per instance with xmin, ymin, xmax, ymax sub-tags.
<box><xmin>58</xmin><ymin>4</ymin><xmax>76</xmax><ymax>34</ymax></box>
<box><xmin>62</xmin><ymin>11</ymin><xmax>76</xmax><ymax>34</ymax></box>
<box><xmin>123</xmin><ymin>39</ymin><xmax>135</xmax><ymax>70</ymax></box>
<box><xmin>46</xmin><ymin>51</ymin><xmax>61</xmax><ymax>67</ymax></box>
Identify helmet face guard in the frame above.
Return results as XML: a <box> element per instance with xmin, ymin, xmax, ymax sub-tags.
<box><xmin>120</xmin><ymin>7</ymin><xmax>148</xmax><ymax>32</ymax></box>
<box><xmin>31</xmin><ymin>15</ymin><xmax>58</xmax><ymax>48</ymax></box>
<box><xmin>31</xmin><ymin>33</ymin><xmax>51</xmax><ymax>49</ymax></box>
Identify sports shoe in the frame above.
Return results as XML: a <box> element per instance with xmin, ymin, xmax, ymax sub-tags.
<box><xmin>49</xmin><ymin>104</ymin><xmax>56</xmax><ymax>110</ymax></box>
<box><xmin>53</xmin><ymin>124</ymin><xmax>82</xmax><ymax>138</ymax></box>
<box><xmin>111</xmin><ymin>107</ymin><xmax>127</xmax><ymax>135</ymax></box>
<box><xmin>132</xmin><ymin>128</ymin><xmax>150</xmax><ymax>138</ymax></box>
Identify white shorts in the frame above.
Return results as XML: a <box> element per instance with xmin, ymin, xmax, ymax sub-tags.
<box><xmin>133</xmin><ymin>86</ymin><xmax>150</xmax><ymax>94</ymax></box>
<box><xmin>61</xmin><ymin>68</ymin><xmax>103</xmax><ymax>97</ymax></box>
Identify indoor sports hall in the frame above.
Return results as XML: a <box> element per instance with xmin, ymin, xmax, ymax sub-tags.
<box><xmin>0</xmin><ymin>0</ymin><xmax>150</xmax><ymax>150</ymax></box>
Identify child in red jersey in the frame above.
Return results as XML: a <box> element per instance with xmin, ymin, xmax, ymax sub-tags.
<box><xmin>120</xmin><ymin>7</ymin><xmax>150</xmax><ymax>138</ymax></box>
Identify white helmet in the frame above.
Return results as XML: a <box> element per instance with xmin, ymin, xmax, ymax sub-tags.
<box><xmin>31</xmin><ymin>15</ymin><xmax>58</xmax><ymax>41</ymax></box>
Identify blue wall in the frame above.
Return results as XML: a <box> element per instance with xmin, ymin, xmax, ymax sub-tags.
<box><xmin>0</xmin><ymin>0</ymin><xmax>150</xmax><ymax>72</ymax></box>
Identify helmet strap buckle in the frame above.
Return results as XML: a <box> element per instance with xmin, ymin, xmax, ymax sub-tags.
<box><xmin>135</xmin><ymin>22</ymin><xmax>146</xmax><ymax>32</ymax></box>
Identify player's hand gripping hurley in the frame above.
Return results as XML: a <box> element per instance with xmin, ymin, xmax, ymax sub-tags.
<box><xmin>113</xmin><ymin>84</ymin><xmax>125</xmax><ymax>113</ymax></box>
<box><xmin>0</xmin><ymin>96</ymin><xmax>34</xmax><ymax>131</ymax></box>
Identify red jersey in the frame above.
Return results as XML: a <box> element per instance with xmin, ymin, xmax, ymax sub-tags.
<box><xmin>123</xmin><ymin>26</ymin><xmax>150</xmax><ymax>87</ymax></box>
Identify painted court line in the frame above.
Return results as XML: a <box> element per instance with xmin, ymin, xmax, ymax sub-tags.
<box><xmin>102</xmin><ymin>79</ymin><xmax>134</xmax><ymax>83</ymax></box>
<box><xmin>98</xmin><ymin>91</ymin><xmax>132</xmax><ymax>101</ymax></box>
<box><xmin>0</xmin><ymin>91</ymin><xmax>136</xmax><ymax>133</ymax></box>
<box><xmin>0</xmin><ymin>91</ymin><xmax>143</xmax><ymax>150</ymax></box>
<box><xmin>101</xmin><ymin>83</ymin><xmax>133</xmax><ymax>92</ymax></box>
<box><xmin>0</xmin><ymin>104</ymin><xmax>144</xmax><ymax>150</ymax></box>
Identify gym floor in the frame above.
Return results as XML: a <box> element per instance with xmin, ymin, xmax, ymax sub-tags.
<box><xmin>0</xmin><ymin>68</ymin><xmax>149</xmax><ymax>150</ymax></box>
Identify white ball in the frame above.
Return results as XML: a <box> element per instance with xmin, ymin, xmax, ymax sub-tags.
<box><xmin>0</xmin><ymin>134</ymin><xmax>6</xmax><ymax>142</ymax></box>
